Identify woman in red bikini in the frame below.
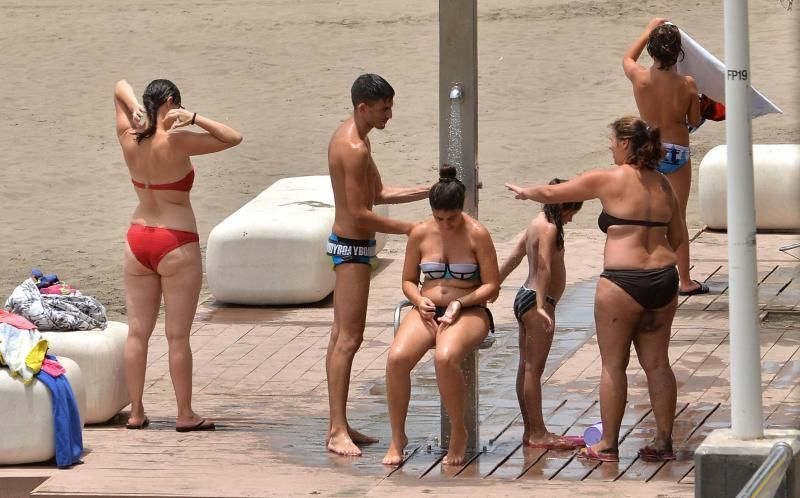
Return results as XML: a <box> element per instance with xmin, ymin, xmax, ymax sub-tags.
<box><xmin>114</xmin><ymin>79</ymin><xmax>242</xmax><ymax>432</ymax></box>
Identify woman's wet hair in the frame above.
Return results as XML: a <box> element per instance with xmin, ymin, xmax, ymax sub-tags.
<box><xmin>646</xmin><ymin>24</ymin><xmax>684</xmax><ymax>69</ymax></box>
<box><xmin>610</xmin><ymin>116</ymin><xmax>664</xmax><ymax>170</ymax></box>
<box><xmin>429</xmin><ymin>164</ymin><xmax>466</xmax><ymax>211</ymax></box>
<box><xmin>543</xmin><ymin>178</ymin><xmax>583</xmax><ymax>250</ymax></box>
<box><xmin>351</xmin><ymin>73</ymin><xmax>395</xmax><ymax>107</ymax></box>
<box><xmin>135</xmin><ymin>79</ymin><xmax>182</xmax><ymax>143</ymax></box>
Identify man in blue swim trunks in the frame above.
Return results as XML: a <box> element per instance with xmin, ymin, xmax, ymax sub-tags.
<box><xmin>325</xmin><ymin>74</ymin><xmax>430</xmax><ymax>456</ymax></box>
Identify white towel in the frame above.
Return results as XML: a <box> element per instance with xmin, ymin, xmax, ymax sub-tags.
<box><xmin>676</xmin><ymin>28</ymin><xmax>782</xmax><ymax>118</ymax></box>
<box><xmin>0</xmin><ymin>323</ymin><xmax>49</xmax><ymax>384</ymax></box>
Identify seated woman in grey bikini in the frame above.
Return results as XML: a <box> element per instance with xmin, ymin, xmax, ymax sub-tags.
<box><xmin>497</xmin><ymin>178</ymin><xmax>583</xmax><ymax>450</ymax></box>
<box><xmin>382</xmin><ymin>165</ymin><xmax>500</xmax><ymax>467</ymax></box>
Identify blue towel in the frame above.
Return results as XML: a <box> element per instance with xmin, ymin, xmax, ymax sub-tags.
<box><xmin>35</xmin><ymin>368</ymin><xmax>83</xmax><ymax>468</ymax></box>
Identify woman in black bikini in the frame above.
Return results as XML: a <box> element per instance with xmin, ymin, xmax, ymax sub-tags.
<box><xmin>506</xmin><ymin>117</ymin><xmax>684</xmax><ymax>463</ymax></box>
<box><xmin>497</xmin><ymin>179</ymin><xmax>583</xmax><ymax>450</ymax></box>
<box><xmin>382</xmin><ymin>165</ymin><xmax>500</xmax><ymax>467</ymax></box>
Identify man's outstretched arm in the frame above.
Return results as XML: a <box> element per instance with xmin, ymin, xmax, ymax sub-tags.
<box><xmin>375</xmin><ymin>184</ymin><xmax>431</xmax><ymax>205</ymax></box>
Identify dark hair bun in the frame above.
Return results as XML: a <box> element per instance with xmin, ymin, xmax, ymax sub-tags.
<box><xmin>439</xmin><ymin>164</ymin><xmax>458</xmax><ymax>180</ymax></box>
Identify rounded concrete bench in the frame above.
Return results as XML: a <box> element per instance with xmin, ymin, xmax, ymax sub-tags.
<box><xmin>207</xmin><ymin>175</ymin><xmax>388</xmax><ymax>305</ymax></box>
<box><xmin>699</xmin><ymin>144</ymin><xmax>800</xmax><ymax>230</ymax></box>
<box><xmin>42</xmin><ymin>321</ymin><xmax>129</xmax><ymax>424</ymax></box>
<box><xmin>0</xmin><ymin>356</ymin><xmax>86</xmax><ymax>465</ymax></box>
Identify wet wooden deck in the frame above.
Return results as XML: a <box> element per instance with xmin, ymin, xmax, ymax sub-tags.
<box><xmin>3</xmin><ymin>229</ymin><xmax>798</xmax><ymax>497</ymax></box>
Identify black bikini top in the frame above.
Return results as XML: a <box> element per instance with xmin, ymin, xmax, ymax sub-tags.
<box><xmin>598</xmin><ymin>210</ymin><xmax>669</xmax><ymax>234</ymax></box>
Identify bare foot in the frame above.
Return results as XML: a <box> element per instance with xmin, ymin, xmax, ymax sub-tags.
<box><xmin>524</xmin><ymin>432</ymin><xmax>576</xmax><ymax>449</ymax></box>
<box><xmin>442</xmin><ymin>427</ymin><xmax>467</xmax><ymax>466</ymax></box>
<box><xmin>348</xmin><ymin>426</ymin><xmax>379</xmax><ymax>445</ymax></box>
<box><xmin>327</xmin><ymin>432</ymin><xmax>362</xmax><ymax>456</ymax></box>
<box><xmin>125</xmin><ymin>413</ymin><xmax>149</xmax><ymax>429</ymax></box>
<box><xmin>381</xmin><ymin>436</ymin><xmax>408</xmax><ymax>465</ymax></box>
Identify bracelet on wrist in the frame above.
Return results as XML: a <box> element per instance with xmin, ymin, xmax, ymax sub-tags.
<box><xmin>191</xmin><ymin>112</ymin><xmax>196</xmax><ymax>125</ymax></box>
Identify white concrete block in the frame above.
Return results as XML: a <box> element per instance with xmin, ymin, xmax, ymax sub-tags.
<box><xmin>42</xmin><ymin>321</ymin><xmax>129</xmax><ymax>424</ymax></box>
<box><xmin>699</xmin><ymin>144</ymin><xmax>800</xmax><ymax>230</ymax></box>
<box><xmin>207</xmin><ymin>175</ymin><xmax>388</xmax><ymax>305</ymax></box>
<box><xmin>0</xmin><ymin>356</ymin><xmax>85</xmax><ymax>465</ymax></box>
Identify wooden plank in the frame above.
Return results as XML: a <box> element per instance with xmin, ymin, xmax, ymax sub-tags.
<box><xmin>458</xmin><ymin>402</ymin><xmax>565</xmax><ymax>479</ymax></box>
<box><xmin>539</xmin><ymin>405</ymin><xmax>652</xmax><ymax>481</ymax></box>
<box><xmin>679</xmin><ymin>266</ymin><xmax>724</xmax><ymax>311</ymax></box>
<box><xmin>677</xmin><ymin>262</ymin><xmax>722</xmax><ymax>308</ymax></box>
<box><xmin>225</xmin><ymin>326</ymin><xmax>306</xmax><ymax>391</ymax></box>
<box><xmin>650</xmin><ymin>405</ymin><xmax>729</xmax><ymax>482</ymax></box>
<box><xmin>487</xmin><ymin>400</ymin><xmax>594</xmax><ymax>480</ymax></box>
<box><xmin>585</xmin><ymin>404</ymin><xmax>693</xmax><ymax>482</ymax></box>
<box><xmin>767</xmin><ymin>274</ymin><xmax>800</xmax><ymax>311</ymax></box>
<box><xmin>707</xmin><ymin>265</ymin><xmax>777</xmax><ymax>312</ymax></box>
<box><xmin>756</xmin><ymin>265</ymin><xmax>785</xmax><ymax>308</ymax></box>
<box><xmin>618</xmin><ymin>402</ymin><xmax>719</xmax><ymax>482</ymax></box>
<box><xmin>700</xmin><ymin>331</ymin><xmax>783</xmax><ymax>404</ymax></box>
<box><xmin>679</xmin><ymin>467</ymin><xmax>695</xmax><ymax>484</ymax></box>
<box><xmin>765</xmin><ymin>402</ymin><xmax>800</xmax><ymax>429</ymax></box>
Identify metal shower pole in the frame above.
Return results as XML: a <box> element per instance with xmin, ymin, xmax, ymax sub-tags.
<box><xmin>439</xmin><ymin>0</ymin><xmax>481</xmax><ymax>453</ymax></box>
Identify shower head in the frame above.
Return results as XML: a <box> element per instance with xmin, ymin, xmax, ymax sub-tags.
<box><xmin>449</xmin><ymin>85</ymin><xmax>464</xmax><ymax>102</ymax></box>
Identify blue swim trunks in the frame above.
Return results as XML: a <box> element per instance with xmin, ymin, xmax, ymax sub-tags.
<box><xmin>657</xmin><ymin>143</ymin><xmax>690</xmax><ymax>175</ymax></box>
<box><xmin>326</xmin><ymin>234</ymin><xmax>378</xmax><ymax>270</ymax></box>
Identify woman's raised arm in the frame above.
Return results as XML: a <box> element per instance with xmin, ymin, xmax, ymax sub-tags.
<box><xmin>167</xmin><ymin>109</ymin><xmax>243</xmax><ymax>156</ymax></box>
<box><xmin>623</xmin><ymin>17</ymin><xmax>668</xmax><ymax>80</ymax></box>
<box><xmin>113</xmin><ymin>80</ymin><xmax>145</xmax><ymax>138</ymax></box>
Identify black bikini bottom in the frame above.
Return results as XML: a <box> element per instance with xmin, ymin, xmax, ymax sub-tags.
<box><xmin>600</xmin><ymin>266</ymin><xmax>679</xmax><ymax>310</ymax></box>
<box><xmin>434</xmin><ymin>305</ymin><xmax>495</xmax><ymax>333</ymax></box>
<box><xmin>513</xmin><ymin>286</ymin><xmax>557</xmax><ymax>322</ymax></box>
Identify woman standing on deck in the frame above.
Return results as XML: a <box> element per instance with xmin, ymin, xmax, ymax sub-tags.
<box><xmin>114</xmin><ymin>79</ymin><xmax>242</xmax><ymax>432</ymax></box>
<box><xmin>623</xmin><ymin>17</ymin><xmax>707</xmax><ymax>296</ymax></box>
<box><xmin>506</xmin><ymin>117</ymin><xmax>685</xmax><ymax>463</ymax></box>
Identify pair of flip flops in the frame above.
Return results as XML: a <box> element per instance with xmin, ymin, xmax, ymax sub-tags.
<box><xmin>679</xmin><ymin>280</ymin><xmax>710</xmax><ymax>296</ymax></box>
<box><xmin>125</xmin><ymin>416</ymin><xmax>216</xmax><ymax>432</ymax></box>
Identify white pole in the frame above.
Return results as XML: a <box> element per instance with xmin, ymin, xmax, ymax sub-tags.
<box><xmin>724</xmin><ymin>0</ymin><xmax>764</xmax><ymax>439</ymax></box>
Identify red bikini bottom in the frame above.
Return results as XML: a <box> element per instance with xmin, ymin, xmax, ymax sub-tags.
<box><xmin>126</xmin><ymin>224</ymin><xmax>199</xmax><ymax>272</ymax></box>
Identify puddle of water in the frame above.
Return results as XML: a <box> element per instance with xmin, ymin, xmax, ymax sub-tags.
<box><xmin>246</xmin><ymin>279</ymin><xmax>600</xmax><ymax>474</ymax></box>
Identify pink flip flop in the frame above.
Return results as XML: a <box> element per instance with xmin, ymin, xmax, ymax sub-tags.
<box><xmin>563</xmin><ymin>435</ymin><xmax>586</xmax><ymax>447</ymax></box>
<box><xmin>578</xmin><ymin>446</ymin><xmax>619</xmax><ymax>462</ymax></box>
<box><xmin>638</xmin><ymin>445</ymin><xmax>675</xmax><ymax>462</ymax></box>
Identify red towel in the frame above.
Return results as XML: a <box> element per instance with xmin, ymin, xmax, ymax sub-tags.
<box><xmin>0</xmin><ymin>310</ymin><xmax>36</xmax><ymax>330</ymax></box>
<box><xmin>700</xmin><ymin>93</ymin><xmax>726</xmax><ymax>121</ymax></box>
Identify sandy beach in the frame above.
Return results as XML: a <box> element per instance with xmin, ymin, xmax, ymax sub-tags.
<box><xmin>0</xmin><ymin>0</ymin><xmax>796</xmax><ymax>318</ymax></box>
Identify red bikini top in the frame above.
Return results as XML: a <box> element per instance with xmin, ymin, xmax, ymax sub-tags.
<box><xmin>131</xmin><ymin>169</ymin><xmax>194</xmax><ymax>192</ymax></box>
